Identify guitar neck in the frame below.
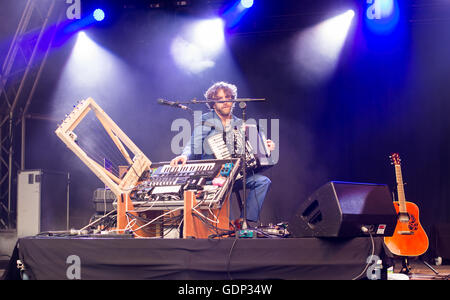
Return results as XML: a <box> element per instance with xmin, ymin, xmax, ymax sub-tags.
<box><xmin>395</xmin><ymin>164</ymin><xmax>407</xmax><ymax>213</ymax></box>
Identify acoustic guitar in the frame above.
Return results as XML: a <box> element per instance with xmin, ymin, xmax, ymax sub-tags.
<box><xmin>384</xmin><ymin>153</ymin><xmax>429</xmax><ymax>257</ymax></box>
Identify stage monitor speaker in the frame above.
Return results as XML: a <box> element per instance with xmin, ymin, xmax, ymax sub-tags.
<box><xmin>17</xmin><ymin>170</ymin><xmax>69</xmax><ymax>237</ymax></box>
<box><xmin>289</xmin><ymin>181</ymin><xmax>397</xmax><ymax>237</ymax></box>
<box><xmin>92</xmin><ymin>188</ymin><xmax>116</xmax><ymax>214</ymax></box>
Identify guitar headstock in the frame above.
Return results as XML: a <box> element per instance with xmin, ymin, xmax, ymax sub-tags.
<box><xmin>389</xmin><ymin>153</ymin><xmax>401</xmax><ymax>166</ymax></box>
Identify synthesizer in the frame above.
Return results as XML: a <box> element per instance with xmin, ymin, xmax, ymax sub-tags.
<box><xmin>130</xmin><ymin>158</ymin><xmax>241</xmax><ymax>209</ymax></box>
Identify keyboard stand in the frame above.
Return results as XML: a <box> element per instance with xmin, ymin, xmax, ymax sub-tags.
<box><xmin>183</xmin><ymin>190</ymin><xmax>231</xmax><ymax>239</ymax></box>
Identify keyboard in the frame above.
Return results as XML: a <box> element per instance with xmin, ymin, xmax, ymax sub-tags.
<box><xmin>130</xmin><ymin>158</ymin><xmax>241</xmax><ymax>209</ymax></box>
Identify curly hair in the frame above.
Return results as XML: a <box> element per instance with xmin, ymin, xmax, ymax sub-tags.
<box><xmin>204</xmin><ymin>81</ymin><xmax>237</xmax><ymax>109</ymax></box>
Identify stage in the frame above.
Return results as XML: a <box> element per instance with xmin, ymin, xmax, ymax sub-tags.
<box><xmin>3</xmin><ymin>0</ymin><xmax>450</xmax><ymax>284</ymax></box>
<box><xmin>3</xmin><ymin>235</ymin><xmax>389</xmax><ymax>280</ymax></box>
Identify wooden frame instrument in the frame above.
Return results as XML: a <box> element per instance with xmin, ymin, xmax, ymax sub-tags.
<box><xmin>55</xmin><ymin>98</ymin><xmax>151</xmax><ymax>235</ymax></box>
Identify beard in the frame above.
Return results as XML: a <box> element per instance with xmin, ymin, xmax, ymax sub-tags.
<box><xmin>214</xmin><ymin>105</ymin><xmax>233</xmax><ymax>118</ymax></box>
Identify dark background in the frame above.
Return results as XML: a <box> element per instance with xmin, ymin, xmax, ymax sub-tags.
<box><xmin>1</xmin><ymin>0</ymin><xmax>449</xmax><ymax>232</ymax></box>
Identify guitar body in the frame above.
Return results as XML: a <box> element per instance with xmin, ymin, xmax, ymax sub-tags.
<box><xmin>384</xmin><ymin>201</ymin><xmax>429</xmax><ymax>257</ymax></box>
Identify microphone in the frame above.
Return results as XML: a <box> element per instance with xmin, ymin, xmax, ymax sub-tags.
<box><xmin>157</xmin><ymin>98</ymin><xmax>192</xmax><ymax>111</ymax></box>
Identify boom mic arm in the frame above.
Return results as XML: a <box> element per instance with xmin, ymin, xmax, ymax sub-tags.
<box><xmin>157</xmin><ymin>98</ymin><xmax>192</xmax><ymax>112</ymax></box>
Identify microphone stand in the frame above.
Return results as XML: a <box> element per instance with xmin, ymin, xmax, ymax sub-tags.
<box><xmin>157</xmin><ymin>98</ymin><xmax>194</xmax><ymax>115</ymax></box>
<box><xmin>237</xmin><ymin>100</ymin><xmax>251</xmax><ymax>234</ymax></box>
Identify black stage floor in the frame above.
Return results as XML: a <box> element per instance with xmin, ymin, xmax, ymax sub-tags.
<box><xmin>3</xmin><ymin>235</ymin><xmax>389</xmax><ymax>280</ymax></box>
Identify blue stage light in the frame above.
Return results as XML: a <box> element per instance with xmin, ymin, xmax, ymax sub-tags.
<box><xmin>223</xmin><ymin>0</ymin><xmax>253</xmax><ymax>29</ymax></box>
<box><xmin>93</xmin><ymin>9</ymin><xmax>105</xmax><ymax>22</ymax></box>
<box><xmin>240</xmin><ymin>0</ymin><xmax>254</xmax><ymax>9</ymax></box>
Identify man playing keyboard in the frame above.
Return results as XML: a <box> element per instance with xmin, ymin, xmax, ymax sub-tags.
<box><xmin>170</xmin><ymin>81</ymin><xmax>275</xmax><ymax>228</ymax></box>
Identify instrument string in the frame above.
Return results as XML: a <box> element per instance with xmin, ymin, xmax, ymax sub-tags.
<box><xmin>72</xmin><ymin>111</ymin><xmax>130</xmax><ymax>177</ymax></box>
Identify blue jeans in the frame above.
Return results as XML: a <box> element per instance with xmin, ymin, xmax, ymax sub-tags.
<box><xmin>233</xmin><ymin>173</ymin><xmax>271</xmax><ymax>222</ymax></box>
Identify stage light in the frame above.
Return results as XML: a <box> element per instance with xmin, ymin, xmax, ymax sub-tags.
<box><xmin>68</xmin><ymin>32</ymin><xmax>123</xmax><ymax>83</ymax></box>
<box><xmin>293</xmin><ymin>10</ymin><xmax>355</xmax><ymax>85</ymax></box>
<box><xmin>52</xmin><ymin>31</ymin><xmax>133</xmax><ymax>116</ymax></box>
<box><xmin>240</xmin><ymin>0</ymin><xmax>254</xmax><ymax>9</ymax></box>
<box><xmin>73</xmin><ymin>32</ymin><xmax>94</xmax><ymax>59</ymax></box>
<box><xmin>223</xmin><ymin>0</ymin><xmax>253</xmax><ymax>29</ymax></box>
<box><xmin>171</xmin><ymin>18</ymin><xmax>225</xmax><ymax>74</ymax></box>
<box><xmin>62</xmin><ymin>7</ymin><xmax>107</xmax><ymax>35</ymax></box>
<box><xmin>93</xmin><ymin>8</ymin><xmax>105</xmax><ymax>22</ymax></box>
<box><xmin>346</xmin><ymin>9</ymin><xmax>355</xmax><ymax>19</ymax></box>
<box><xmin>191</xmin><ymin>18</ymin><xmax>225</xmax><ymax>55</ymax></box>
<box><xmin>322</xmin><ymin>10</ymin><xmax>354</xmax><ymax>44</ymax></box>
